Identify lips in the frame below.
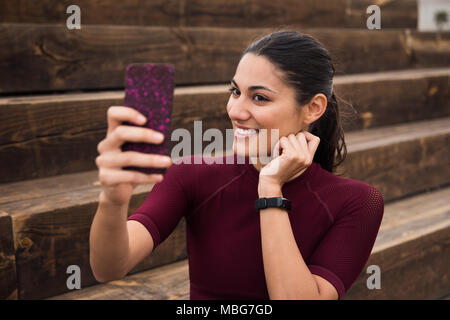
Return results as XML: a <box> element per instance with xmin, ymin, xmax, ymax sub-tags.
<box><xmin>235</xmin><ymin>124</ymin><xmax>260</xmax><ymax>131</ymax></box>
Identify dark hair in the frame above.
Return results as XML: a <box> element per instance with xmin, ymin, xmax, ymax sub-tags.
<box><xmin>241</xmin><ymin>30</ymin><xmax>353</xmax><ymax>174</ymax></box>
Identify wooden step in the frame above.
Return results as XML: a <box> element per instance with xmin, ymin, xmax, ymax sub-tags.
<box><xmin>0</xmin><ymin>174</ymin><xmax>187</xmax><ymax>300</ymax></box>
<box><xmin>0</xmin><ymin>212</ymin><xmax>17</xmax><ymax>299</ymax></box>
<box><xmin>0</xmin><ymin>0</ymin><xmax>417</xmax><ymax>29</ymax></box>
<box><xmin>48</xmin><ymin>186</ymin><xmax>450</xmax><ymax>300</ymax></box>
<box><xmin>343</xmin><ymin>186</ymin><xmax>450</xmax><ymax>299</ymax></box>
<box><xmin>342</xmin><ymin>117</ymin><xmax>450</xmax><ymax>200</ymax></box>
<box><xmin>1</xmin><ymin>67</ymin><xmax>448</xmax><ymax>184</ymax></box>
<box><xmin>1</xmin><ymin>117</ymin><xmax>449</xmax><ymax>299</ymax></box>
<box><xmin>1</xmin><ymin>24</ymin><xmax>448</xmax><ymax>93</ymax></box>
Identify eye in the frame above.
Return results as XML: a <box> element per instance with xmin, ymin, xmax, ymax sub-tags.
<box><xmin>228</xmin><ymin>87</ymin><xmax>270</xmax><ymax>103</ymax></box>
<box><xmin>228</xmin><ymin>87</ymin><xmax>239</xmax><ymax>96</ymax></box>
<box><xmin>254</xmin><ymin>94</ymin><xmax>269</xmax><ymax>102</ymax></box>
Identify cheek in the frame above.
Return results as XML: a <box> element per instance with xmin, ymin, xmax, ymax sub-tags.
<box><xmin>226</xmin><ymin>96</ymin><xmax>233</xmax><ymax>114</ymax></box>
<box><xmin>254</xmin><ymin>111</ymin><xmax>278</xmax><ymax>130</ymax></box>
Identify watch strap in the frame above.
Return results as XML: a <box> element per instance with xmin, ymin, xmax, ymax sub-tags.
<box><xmin>255</xmin><ymin>197</ymin><xmax>292</xmax><ymax>211</ymax></box>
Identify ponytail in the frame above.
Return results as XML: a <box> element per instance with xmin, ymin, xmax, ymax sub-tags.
<box><xmin>309</xmin><ymin>92</ymin><xmax>347</xmax><ymax>174</ymax></box>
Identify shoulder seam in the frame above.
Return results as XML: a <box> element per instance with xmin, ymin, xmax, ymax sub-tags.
<box><xmin>187</xmin><ymin>168</ymin><xmax>248</xmax><ymax>220</ymax></box>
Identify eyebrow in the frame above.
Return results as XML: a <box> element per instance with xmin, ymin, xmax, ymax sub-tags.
<box><xmin>231</xmin><ymin>79</ymin><xmax>277</xmax><ymax>94</ymax></box>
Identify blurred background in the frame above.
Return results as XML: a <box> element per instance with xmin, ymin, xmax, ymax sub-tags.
<box><xmin>0</xmin><ymin>0</ymin><xmax>449</xmax><ymax>300</ymax></box>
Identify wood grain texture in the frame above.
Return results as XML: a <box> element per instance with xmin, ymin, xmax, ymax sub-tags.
<box><xmin>1</xmin><ymin>68</ymin><xmax>449</xmax><ymax>183</ymax></box>
<box><xmin>0</xmin><ymin>0</ymin><xmax>417</xmax><ymax>28</ymax></box>
<box><xmin>1</xmin><ymin>25</ymin><xmax>448</xmax><ymax>93</ymax></box>
<box><xmin>344</xmin><ymin>187</ymin><xmax>450</xmax><ymax>299</ymax></box>
<box><xmin>342</xmin><ymin>118</ymin><xmax>450</xmax><ymax>200</ymax></box>
<box><xmin>0</xmin><ymin>212</ymin><xmax>17</xmax><ymax>299</ymax></box>
<box><xmin>2</xmin><ymin>181</ymin><xmax>187</xmax><ymax>299</ymax></box>
<box><xmin>47</xmin><ymin>259</ymin><xmax>190</xmax><ymax>300</ymax></box>
<box><xmin>0</xmin><ymin>86</ymin><xmax>231</xmax><ymax>183</ymax></box>
<box><xmin>49</xmin><ymin>186</ymin><xmax>450</xmax><ymax>300</ymax></box>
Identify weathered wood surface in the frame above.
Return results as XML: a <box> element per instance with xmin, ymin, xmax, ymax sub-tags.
<box><xmin>0</xmin><ymin>174</ymin><xmax>187</xmax><ymax>299</ymax></box>
<box><xmin>48</xmin><ymin>259</ymin><xmax>190</xmax><ymax>300</ymax></box>
<box><xmin>342</xmin><ymin>117</ymin><xmax>450</xmax><ymax>200</ymax></box>
<box><xmin>1</xmin><ymin>24</ymin><xmax>449</xmax><ymax>93</ymax></box>
<box><xmin>1</xmin><ymin>68</ymin><xmax>449</xmax><ymax>184</ymax></box>
<box><xmin>0</xmin><ymin>85</ymin><xmax>231</xmax><ymax>183</ymax></box>
<box><xmin>0</xmin><ymin>0</ymin><xmax>417</xmax><ymax>28</ymax></box>
<box><xmin>1</xmin><ymin>117</ymin><xmax>449</xmax><ymax>299</ymax></box>
<box><xmin>0</xmin><ymin>212</ymin><xmax>17</xmax><ymax>299</ymax></box>
<box><xmin>344</xmin><ymin>187</ymin><xmax>450</xmax><ymax>299</ymax></box>
<box><xmin>50</xmin><ymin>186</ymin><xmax>450</xmax><ymax>300</ymax></box>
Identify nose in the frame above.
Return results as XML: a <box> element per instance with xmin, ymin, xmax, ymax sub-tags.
<box><xmin>227</xmin><ymin>96</ymin><xmax>251</xmax><ymax>122</ymax></box>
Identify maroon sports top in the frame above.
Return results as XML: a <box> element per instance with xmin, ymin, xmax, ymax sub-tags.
<box><xmin>128</xmin><ymin>153</ymin><xmax>384</xmax><ymax>299</ymax></box>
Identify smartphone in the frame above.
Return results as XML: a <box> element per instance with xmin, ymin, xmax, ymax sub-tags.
<box><xmin>120</xmin><ymin>63</ymin><xmax>175</xmax><ymax>174</ymax></box>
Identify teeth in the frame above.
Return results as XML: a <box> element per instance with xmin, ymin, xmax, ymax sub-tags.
<box><xmin>236</xmin><ymin>128</ymin><xmax>258</xmax><ymax>135</ymax></box>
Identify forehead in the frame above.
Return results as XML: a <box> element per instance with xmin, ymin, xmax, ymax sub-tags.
<box><xmin>234</xmin><ymin>53</ymin><xmax>285</xmax><ymax>89</ymax></box>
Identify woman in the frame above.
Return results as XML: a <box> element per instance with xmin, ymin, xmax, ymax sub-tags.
<box><xmin>91</xmin><ymin>30</ymin><xmax>384</xmax><ymax>300</ymax></box>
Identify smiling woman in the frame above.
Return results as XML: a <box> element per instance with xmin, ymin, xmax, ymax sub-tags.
<box><xmin>91</xmin><ymin>29</ymin><xmax>384</xmax><ymax>301</ymax></box>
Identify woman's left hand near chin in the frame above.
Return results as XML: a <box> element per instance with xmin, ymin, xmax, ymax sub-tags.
<box><xmin>258</xmin><ymin>130</ymin><xmax>320</xmax><ymax>191</ymax></box>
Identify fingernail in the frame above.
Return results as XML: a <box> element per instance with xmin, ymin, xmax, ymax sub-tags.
<box><xmin>160</xmin><ymin>157</ymin><xmax>171</xmax><ymax>164</ymax></box>
<box><xmin>156</xmin><ymin>133</ymin><xmax>164</xmax><ymax>140</ymax></box>
<box><xmin>137</xmin><ymin>115</ymin><xmax>147</xmax><ymax>123</ymax></box>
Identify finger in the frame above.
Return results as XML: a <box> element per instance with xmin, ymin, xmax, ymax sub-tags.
<box><xmin>96</xmin><ymin>152</ymin><xmax>172</xmax><ymax>169</ymax></box>
<box><xmin>296</xmin><ymin>132</ymin><xmax>311</xmax><ymax>161</ymax></box>
<box><xmin>288</xmin><ymin>133</ymin><xmax>303</xmax><ymax>156</ymax></box>
<box><xmin>272</xmin><ymin>139</ymin><xmax>280</xmax><ymax>158</ymax></box>
<box><xmin>107</xmin><ymin>106</ymin><xmax>147</xmax><ymax>136</ymax></box>
<box><xmin>102</xmin><ymin>125</ymin><xmax>164</xmax><ymax>151</ymax></box>
<box><xmin>278</xmin><ymin>136</ymin><xmax>294</xmax><ymax>157</ymax></box>
<box><xmin>302</xmin><ymin>130</ymin><xmax>321</xmax><ymax>157</ymax></box>
<box><xmin>99</xmin><ymin>167</ymin><xmax>163</xmax><ymax>186</ymax></box>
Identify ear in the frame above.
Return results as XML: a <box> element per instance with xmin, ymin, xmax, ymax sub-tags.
<box><xmin>304</xmin><ymin>93</ymin><xmax>327</xmax><ymax>125</ymax></box>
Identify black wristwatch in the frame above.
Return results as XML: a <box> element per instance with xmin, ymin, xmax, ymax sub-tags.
<box><xmin>255</xmin><ymin>197</ymin><xmax>292</xmax><ymax>212</ymax></box>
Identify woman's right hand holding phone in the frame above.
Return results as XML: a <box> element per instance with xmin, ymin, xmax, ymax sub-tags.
<box><xmin>95</xmin><ymin>106</ymin><xmax>172</xmax><ymax>206</ymax></box>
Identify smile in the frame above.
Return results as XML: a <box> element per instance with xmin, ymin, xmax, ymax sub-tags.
<box><xmin>234</xmin><ymin>127</ymin><xmax>259</xmax><ymax>138</ymax></box>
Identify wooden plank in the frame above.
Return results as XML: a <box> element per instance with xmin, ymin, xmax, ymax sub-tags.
<box><xmin>1</xmin><ymin>68</ymin><xmax>449</xmax><ymax>183</ymax></box>
<box><xmin>47</xmin><ymin>259</ymin><xmax>190</xmax><ymax>300</ymax></box>
<box><xmin>1</xmin><ymin>25</ymin><xmax>448</xmax><ymax>93</ymax></box>
<box><xmin>342</xmin><ymin>118</ymin><xmax>450</xmax><ymax>200</ymax></box>
<box><xmin>49</xmin><ymin>187</ymin><xmax>450</xmax><ymax>300</ymax></box>
<box><xmin>2</xmin><ymin>179</ymin><xmax>187</xmax><ymax>299</ymax></box>
<box><xmin>346</xmin><ymin>0</ymin><xmax>417</xmax><ymax>28</ymax></box>
<box><xmin>0</xmin><ymin>24</ymin><xmax>255</xmax><ymax>93</ymax></box>
<box><xmin>334</xmin><ymin>69</ymin><xmax>450</xmax><ymax>130</ymax></box>
<box><xmin>0</xmin><ymin>89</ymin><xmax>231</xmax><ymax>183</ymax></box>
<box><xmin>0</xmin><ymin>0</ymin><xmax>417</xmax><ymax>28</ymax></box>
<box><xmin>0</xmin><ymin>212</ymin><xmax>17</xmax><ymax>299</ymax></box>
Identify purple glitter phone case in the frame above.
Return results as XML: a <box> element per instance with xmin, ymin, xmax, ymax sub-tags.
<box><xmin>121</xmin><ymin>63</ymin><xmax>175</xmax><ymax>174</ymax></box>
